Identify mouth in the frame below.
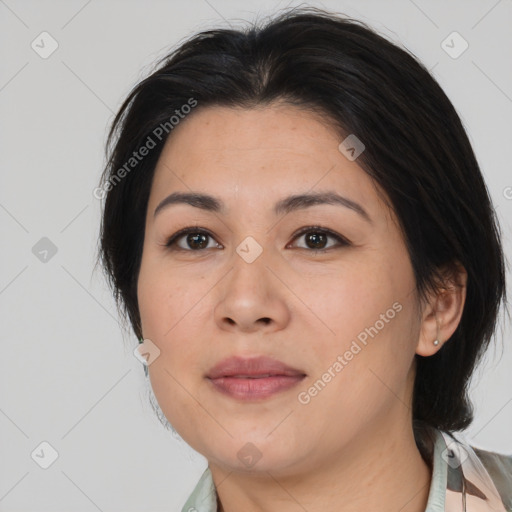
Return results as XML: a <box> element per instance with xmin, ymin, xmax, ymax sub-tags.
<box><xmin>207</xmin><ymin>374</ymin><xmax>306</xmax><ymax>400</ymax></box>
<box><xmin>206</xmin><ymin>355</ymin><xmax>306</xmax><ymax>401</ymax></box>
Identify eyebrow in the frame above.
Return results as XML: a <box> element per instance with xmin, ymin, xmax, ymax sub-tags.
<box><xmin>153</xmin><ymin>191</ymin><xmax>371</xmax><ymax>222</ymax></box>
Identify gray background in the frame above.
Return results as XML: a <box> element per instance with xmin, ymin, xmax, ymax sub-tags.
<box><xmin>1</xmin><ymin>0</ymin><xmax>511</xmax><ymax>510</ymax></box>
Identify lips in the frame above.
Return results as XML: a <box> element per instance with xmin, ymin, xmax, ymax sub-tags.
<box><xmin>206</xmin><ymin>356</ymin><xmax>306</xmax><ymax>400</ymax></box>
<box><xmin>206</xmin><ymin>355</ymin><xmax>306</xmax><ymax>379</ymax></box>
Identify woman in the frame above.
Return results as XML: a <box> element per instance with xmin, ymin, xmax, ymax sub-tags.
<box><xmin>97</xmin><ymin>7</ymin><xmax>511</xmax><ymax>512</ymax></box>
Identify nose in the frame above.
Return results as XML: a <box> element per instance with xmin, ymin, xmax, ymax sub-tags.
<box><xmin>213</xmin><ymin>252</ymin><xmax>291</xmax><ymax>334</ymax></box>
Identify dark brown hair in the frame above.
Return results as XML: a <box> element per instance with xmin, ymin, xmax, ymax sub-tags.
<box><xmin>97</xmin><ymin>6</ymin><xmax>507</xmax><ymax>433</ymax></box>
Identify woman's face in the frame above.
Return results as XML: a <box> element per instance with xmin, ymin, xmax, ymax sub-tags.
<box><xmin>137</xmin><ymin>104</ymin><xmax>423</xmax><ymax>476</ymax></box>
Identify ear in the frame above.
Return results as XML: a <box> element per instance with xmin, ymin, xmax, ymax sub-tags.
<box><xmin>416</xmin><ymin>262</ymin><xmax>467</xmax><ymax>357</ymax></box>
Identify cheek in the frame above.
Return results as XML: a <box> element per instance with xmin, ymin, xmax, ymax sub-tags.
<box><xmin>139</xmin><ymin>267</ymin><xmax>208</xmax><ymax>439</ymax></box>
<box><xmin>137</xmin><ymin>256</ymin><xmax>212</xmax><ymax>388</ymax></box>
<box><xmin>298</xmin><ymin>257</ymin><xmax>400</xmax><ymax>344</ymax></box>
<box><xmin>137</xmin><ymin>254</ymin><xmax>208</xmax><ymax>338</ymax></box>
<box><xmin>298</xmin><ymin>258</ymin><xmax>417</xmax><ymax>400</ymax></box>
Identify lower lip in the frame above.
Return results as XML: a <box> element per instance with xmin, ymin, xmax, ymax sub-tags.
<box><xmin>207</xmin><ymin>375</ymin><xmax>306</xmax><ymax>400</ymax></box>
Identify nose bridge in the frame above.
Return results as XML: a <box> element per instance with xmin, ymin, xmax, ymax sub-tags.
<box><xmin>213</xmin><ymin>233</ymin><xmax>290</xmax><ymax>332</ymax></box>
<box><xmin>235</xmin><ymin>233</ymin><xmax>266</xmax><ymax>266</ymax></box>
<box><xmin>228</xmin><ymin>233</ymin><xmax>271</xmax><ymax>296</ymax></box>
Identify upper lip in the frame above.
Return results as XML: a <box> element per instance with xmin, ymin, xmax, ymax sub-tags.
<box><xmin>206</xmin><ymin>356</ymin><xmax>306</xmax><ymax>379</ymax></box>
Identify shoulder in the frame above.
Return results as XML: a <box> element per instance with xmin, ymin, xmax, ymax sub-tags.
<box><xmin>442</xmin><ymin>430</ymin><xmax>512</xmax><ymax>511</ymax></box>
<box><xmin>471</xmin><ymin>445</ymin><xmax>512</xmax><ymax>508</ymax></box>
<box><xmin>181</xmin><ymin>467</ymin><xmax>218</xmax><ymax>512</ymax></box>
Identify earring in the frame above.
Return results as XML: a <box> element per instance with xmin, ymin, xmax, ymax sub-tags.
<box><xmin>138</xmin><ymin>338</ymin><xmax>149</xmax><ymax>377</ymax></box>
<box><xmin>433</xmin><ymin>339</ymin><xmax>440</xmax><ymax>346</ymax></box>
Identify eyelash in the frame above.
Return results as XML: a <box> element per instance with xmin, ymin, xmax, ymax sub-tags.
<box><xmin>163</xmin><ymin>226</ymin><xmax>351</xmax><ymax>253</ymax></box>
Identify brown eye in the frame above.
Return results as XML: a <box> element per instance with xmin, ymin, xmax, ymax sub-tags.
<box><xmin>165</xmin><ymin>228</ymin><xmax>221</xmax><ymax>251</ymax></box>
<box><xmin>304</xmin><ymin>232</ymin><xmax>328</xmax><ymax>249</ymax></box>
<box><xmin>184</xmin><ymin>232</ymin><xmax>209</xmax><ymax>250</ymax></box>
<box><xmin>290</xmin><ymin>227</ymin><xmax>350</xmax><ymax>252</ymax></box>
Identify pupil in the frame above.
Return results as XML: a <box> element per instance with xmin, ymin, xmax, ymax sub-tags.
<box><xmin>188</xmin><ymin>233</ymin><xmax>208</xmax><ymax>249</ymax></box>
<box><xmin>306</xmin><ymin>232</ymin><xmax>326</xmax><ymax>249</ymax></box>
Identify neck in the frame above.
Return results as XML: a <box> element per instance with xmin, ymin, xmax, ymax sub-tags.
<box><xmin>210</xmin><ymin>417</ymin><xmax>432</xmax><ymax>512</ymax></box>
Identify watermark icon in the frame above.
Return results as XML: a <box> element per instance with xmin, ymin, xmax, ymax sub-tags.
<box><xmin>31</xmin><ymin>31</ymin><xmax>59</xmax><ymax>59</ymax></box>
<box><xmin>338</xmin><ymin>134</ymin><xmax>365</xmax><ymax>161</ymax></box>
<box><xmin>503</xmin><ymin>186</ymin><xmax>512</xmax><ymax>200</ymax></box>
<box><xmin>32</xmin><ymin>237</ymin><xmax>58</xmax><ymax>263</ymax></box>
<box><xmin>93</xmin><ymin>98</ymin><xmax>198</xmax><ymax>200</ymax></box>
<box><xmin>237</xmin><ymin>442</ymin><xmax>262</xmax><ymax>468</ymax></box>
<box><xmin>297</xmin><ymin>301</ymin><xmax>403</xmax><ymax>405</ymax></box>
<box><xmin>441</xmin><ymin>440</ymin><xmax>469</xmax><ymax>468</ymax></box>
<box><xmin>441</xmin><ymin>31</ymin><xmax>469</xmax><ymax>59</ymax></box>
<box><xmin>31</xmin><ymin>441</ymin><xmax>59</xmax><ymax>469</ymax></box>
<box><xmin>134</xmin><ymin>338</ymin><xmax>161</xmax><ymax>367</ymax></box>
<box><xmin>236</xmin><ymin>236</ymin><xmax>263</xmax><ymax>263</ymax></box>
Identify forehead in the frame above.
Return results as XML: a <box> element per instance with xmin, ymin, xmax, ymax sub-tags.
<box><xmin>158</xmin><ymin>103</ymin><xmax>341</xmax><ymax>164</ymax></box>
<box><xmin>149</xmin><ymin>104</ymin><xmax>382</xmax><ymax>214</ymax></box>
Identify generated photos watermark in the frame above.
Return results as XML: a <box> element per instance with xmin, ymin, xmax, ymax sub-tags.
<box><xmin>297</xmin><ymin>301</ymin><xmax>403</xmax><ymax>405</ymax></box>
<box><xmin>93</xmin><ymin>97</ymin><xmax>198</xmax><ymax>200</ymax></box>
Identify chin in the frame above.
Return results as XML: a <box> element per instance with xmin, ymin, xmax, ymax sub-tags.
<box><xmin>204</xmin><ymin>436</ymin><xmax>308</xmax><ymax>475</ymax></box>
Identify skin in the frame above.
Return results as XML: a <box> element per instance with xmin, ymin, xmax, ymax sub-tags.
<box><xmin>137</xmin><ymin>103</ymin><xmax>467</xmax><ymax>512</ymax></box>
